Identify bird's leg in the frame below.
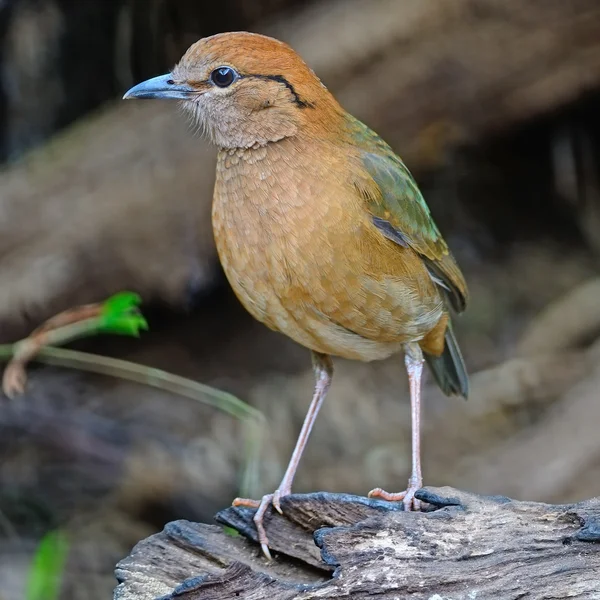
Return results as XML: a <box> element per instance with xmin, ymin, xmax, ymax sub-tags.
<box><xmin>369</xmin><ymin>342</ymin><xmax>424</xmax><ymax>511</ymax></box>
<box><xmin>233</xmin><ymin>351</ymin><xmax>333</xmax><ymax>558</ymax></box>
<box><xmin>271</xmin><ymin>352</ymin><xmax>333</xmax><ymax>508</ymax></box>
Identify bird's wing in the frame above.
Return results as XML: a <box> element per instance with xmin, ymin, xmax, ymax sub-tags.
<box><xmin>350</xmin><ymin>118</ymin><xmax>468</xmax><ymax>312</ymax></box>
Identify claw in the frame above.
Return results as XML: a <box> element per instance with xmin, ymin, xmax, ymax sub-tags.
<box><xmin>260</xmin><ymin>541</ymin><xmax>272</xmax><ymax>561</ymax></box>
<box><xmin>272</xmin><ymin>489</ymin><xmax>284</xmax><ymax>514</ymax></box>
<box><xmin>232</xmin><ymin>493</ymin><xmax>277</xmax><ymax>559</ymax></box>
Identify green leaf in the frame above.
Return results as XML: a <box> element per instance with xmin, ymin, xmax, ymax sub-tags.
<box><xmin>101</xmin><ymin>314</ymin><xmax>149</xmax><ymax>337</ymax></box>
<box><xmin>101</xmin><ymin>291</ymin><xmax>142</xmax><ymax>316</ymax></box>
<box><xmin>26</xmin><ymin>529</ymin><xmax>69</xmax><ymax>600</ymax></box>
<box><xmin>99</xmin><ymin>291</ymin><xmax>148</xmax><ymax>337</ymax></box>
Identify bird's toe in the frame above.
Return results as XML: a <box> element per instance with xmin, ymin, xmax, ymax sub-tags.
<box><xmin>368</xmin><ymin>485</ymin><xmax>424</xmax><ymax>511</ymax></box>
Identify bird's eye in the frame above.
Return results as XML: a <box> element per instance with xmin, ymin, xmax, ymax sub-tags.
<box><xmin>210</xmin><ymin>66</ymin><xmax>238</xmax><ymax>88</ymax></box>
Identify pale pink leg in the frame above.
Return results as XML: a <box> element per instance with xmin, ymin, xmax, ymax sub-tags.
<box><xmin>369</xmin><ymin>342</ymin><xmax>424</xmax><ymax>511</ymax></box>
<box><xmin>233</xmin><ymin>352</ymin><xmax>333</xmax><ymax>558</ymax></box>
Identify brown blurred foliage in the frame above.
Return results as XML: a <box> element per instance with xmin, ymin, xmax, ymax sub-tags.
<box><xmin>1</xmin><ymin>1</ymin><xmax>600</xmax><ymax>598</ymax></box>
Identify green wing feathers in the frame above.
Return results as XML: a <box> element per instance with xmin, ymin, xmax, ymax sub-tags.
<box><xmin>361</xmin><ymin>151</ymin><xmax>447</xmax><ymax>261</ymax></box>
<box><xmin>348</xmin><ymin>116</ymin><xmax>469</xmax><ymax>397</ymax></box>
<box><xmin>348</xmin><ymin>116</ymin><xmax>468</xmax><ymax>312</ymax></box>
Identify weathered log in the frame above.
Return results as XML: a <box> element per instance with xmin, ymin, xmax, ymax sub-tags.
<box><xmin>275</xmin><ymin>0</ymin><xmax>600</xmax><ymax>167</ymax></box>
<box><xmin>0</xmin><ymin>101</ymin><xmax>218</xmax><ymax>341</ymax></box>
<box><xmin>114</xmin><ymin>488</ymin><xmax>600</xmax><ymax>600</ymax></box>
<box><xmin>517</xmin><ymin>277</ymin><xmax>600</xmax><ymax>356</ymax></box>
<box><xmin>453</xmin><ymin>366</ymin><xmax>600</xmax><ymax>501</ymax></box>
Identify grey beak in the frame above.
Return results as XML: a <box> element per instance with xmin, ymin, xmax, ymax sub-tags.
<box><xmin>123</xmin><ymin>74</ymin><xmax>196</xmax><ymax>100</ymax></box>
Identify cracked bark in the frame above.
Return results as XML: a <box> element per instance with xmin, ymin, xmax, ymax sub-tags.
<box><xmin>114</xmin><ymin>487</ymin><xmax>600</xmax><ymax>600</ymax></box>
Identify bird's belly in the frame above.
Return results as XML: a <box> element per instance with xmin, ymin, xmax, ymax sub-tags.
<box><xmin>286</xmin><ymin>258</ymin><xmax>444</xmax><ymax>361</ymax></box>
<box><xmin>213</xmin><ymin>203</ymin><xmax>443</xmax><ymax>361</ymax></box>
<box><xmin>212</xmin><ymin>146</ymin><xmax>444</xmax><ymax>361</ymax></box>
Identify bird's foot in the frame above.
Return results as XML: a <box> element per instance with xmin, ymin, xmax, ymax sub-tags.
<box><xmin>232</xmin><ymin>487</ymin><xmax>289</xmax><ymax>559</ymax></box>
<box><xmin>368</xmin><ymin>478</ymin><xmax>423</xmax><ymax>511</ymax></box>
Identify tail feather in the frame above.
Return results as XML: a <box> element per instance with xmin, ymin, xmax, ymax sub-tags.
<box><xmin>424</xmin><ymin>320</ymin><xmax>469</xmax><ymax>399</ymax></box>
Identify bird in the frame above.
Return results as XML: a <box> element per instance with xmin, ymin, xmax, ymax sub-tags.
<box><xmin>123</xmin><ymin>31</ymin><xmax>468</xmax><ymax>559</ymax></box>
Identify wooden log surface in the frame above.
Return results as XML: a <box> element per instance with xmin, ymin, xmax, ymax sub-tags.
<box><xmin>114</xmin><ymin>488</ymin><xmax>600</xmax><ymax>600</ymax></box>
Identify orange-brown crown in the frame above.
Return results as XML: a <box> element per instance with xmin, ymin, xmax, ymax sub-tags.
<box><xmin>173</xmin><ymin>31</ymin><xmax>336</xmax><ymax>111</ymax></box>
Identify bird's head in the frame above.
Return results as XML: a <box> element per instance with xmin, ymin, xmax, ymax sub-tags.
<box><xmin>124</xmin><ymin>32</ymin><xmax>341</xmax><ymax>149</ymax></box>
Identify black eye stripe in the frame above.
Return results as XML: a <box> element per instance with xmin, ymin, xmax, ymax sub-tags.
<box><xmin>242</xmin><ymin>74</ymin><xmax>315</xmax><ymax>109</ymax></box>
<box><xmin>206</xmin><ymin>69</ymin><xmax>315</xmax><ymax>109</ymax></box>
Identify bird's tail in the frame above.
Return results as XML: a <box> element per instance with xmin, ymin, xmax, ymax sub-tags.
<box><xmin>424</xmin><ymin>320</ymin><xmax>469</xmax><ymax>399</ymax></box>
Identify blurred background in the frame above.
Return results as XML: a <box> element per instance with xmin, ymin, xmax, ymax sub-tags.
<box><xmin>1</xmin><ymin>0</ymin><xmax>600</xmax><ymax>598</ymax></box>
